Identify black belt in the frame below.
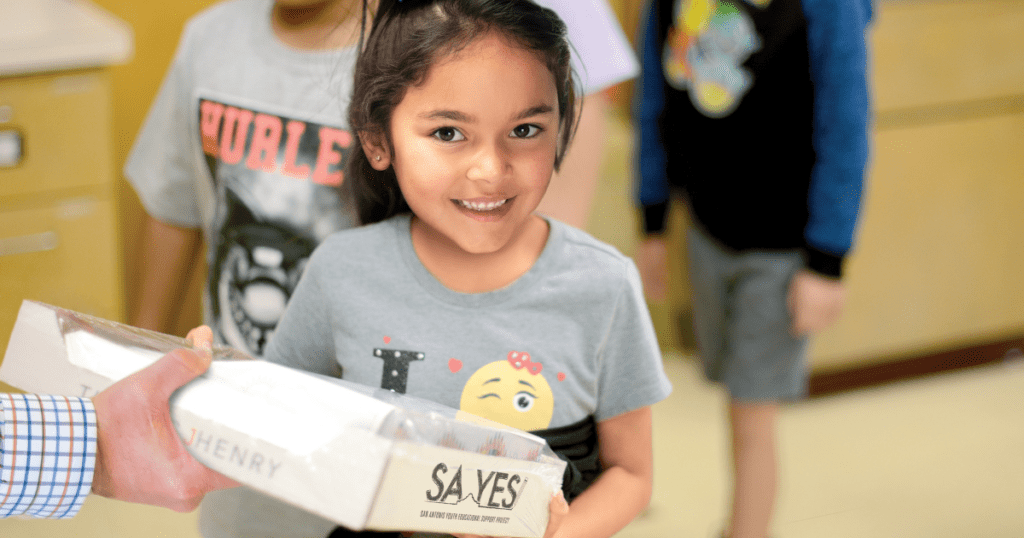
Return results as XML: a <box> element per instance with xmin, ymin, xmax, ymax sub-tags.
<box><xmin>532</xmin><ymin>414</ymin><xmax>601</xmax><ymax>503</ymax></box>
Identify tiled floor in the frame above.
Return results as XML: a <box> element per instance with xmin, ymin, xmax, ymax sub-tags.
<box><xmin>6</xmin><ymin>354</ymin><xmax>1023</xmax><ymax>537</ymax></box>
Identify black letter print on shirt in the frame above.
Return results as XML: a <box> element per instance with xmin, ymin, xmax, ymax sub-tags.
<box><xmin>374</xmin><ymin>348</ymin><xmax>425</xmax><ymax>393</ymax></box>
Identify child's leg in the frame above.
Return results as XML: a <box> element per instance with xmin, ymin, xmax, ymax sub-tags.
<box><xmin>685</xmin><ymin>226</ymin><xmax>806</xmax><ymax>538</ymax></box>
<box><xmin>727</xmin><ymin>400</ymin><xmax>778</xmax><ymax>538</ymax></box>
<box><xmin>720</xmin><ymin>254</ymin><xmax>803</xmax><ymax>538</ymax></box>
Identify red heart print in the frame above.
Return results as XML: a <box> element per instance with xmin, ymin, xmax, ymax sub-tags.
<box><xmin>383</xmin><ymin>336</ymin><xmax>391</xmax><ymax>344</ymax></box>
<box><xmin>557</xmin><ymin>372</ymin><xmax>566</xmax><ymax>382</ymax></box>
<box><xmin>448</xmin><ymin>358</ymin><xmax>463</xmax><ymax>373</ymax></box>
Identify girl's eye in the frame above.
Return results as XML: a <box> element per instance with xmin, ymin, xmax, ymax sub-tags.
<box><xmin>510</xmin><ymin>124</ymin><xmax>541</xmax><ymax>139</ymax></box>
<box><xmin>432</xmin><ymin>127</ymin><xmax>465</xmax><ymax>142</ymax></box>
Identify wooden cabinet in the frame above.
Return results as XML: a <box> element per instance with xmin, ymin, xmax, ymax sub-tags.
<box><xmin>0</xmin><ymin>0</ymin><xmax>130</xmax><ymax>374</ymax></box>
<box><xmin>0</xmin><ymin>68</ymin><xmax>125</xmax><ymax>365</ymax></box>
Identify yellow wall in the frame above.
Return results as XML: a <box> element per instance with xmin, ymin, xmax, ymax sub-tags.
<box><xmin>95</xmin><ymin>0</ymin><xmax>218</xmax><ymax>334</ymax></box>
<box><xmin>809</xmin><ymin>0</ymin><xmax>1024</xmax><ymax>370</ymax></box>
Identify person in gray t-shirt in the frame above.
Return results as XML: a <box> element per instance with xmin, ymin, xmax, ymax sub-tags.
<box><xmin>270</xmin><ymin>2</ymin><xmax>671</xmax><ymax>537</ymax></box>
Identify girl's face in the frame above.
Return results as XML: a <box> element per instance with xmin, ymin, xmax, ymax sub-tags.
<box><xmin>373</xmin><ymin>32</ymin><xmax>559</xmax><ymax>256</ymax></box>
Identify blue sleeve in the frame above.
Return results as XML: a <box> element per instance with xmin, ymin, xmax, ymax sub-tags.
<box><xmin>801</xmin><ymin>0</ymin><xmax>873</xmax><ymax>261</ymax></box>
<box><xmin>632</xmin><ymin>0</ymin><xmax>671</xmax><ymax>234</ymax></box>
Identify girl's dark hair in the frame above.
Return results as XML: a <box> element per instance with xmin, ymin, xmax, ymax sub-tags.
<box><xmin>347</xmin><ymin>0</ymin><xmax>579</xmax><ymax>225</ymax></box>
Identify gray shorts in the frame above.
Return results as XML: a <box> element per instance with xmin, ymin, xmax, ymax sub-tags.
<box><xmin>686</xmin><ymin>226</ymin><xmax>809</xmax><ymax>402</ymax></box>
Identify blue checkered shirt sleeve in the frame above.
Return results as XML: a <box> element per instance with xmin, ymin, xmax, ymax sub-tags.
<box><xmin>0</xmin><ymin>394</ymin><xmax>97</xmax><ymax>519</ymax></box>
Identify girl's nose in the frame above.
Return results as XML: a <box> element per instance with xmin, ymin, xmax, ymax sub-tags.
<box><xmin>466</xmin><ymin>142</ymin><xmax>509</xmax><ymax>183</ymax></box>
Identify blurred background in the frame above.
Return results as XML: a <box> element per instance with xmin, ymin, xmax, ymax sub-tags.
<box><xmin>1</xmin><ymin>0</ymin><xmax>1022</xmax><ymax>536</ymax></box>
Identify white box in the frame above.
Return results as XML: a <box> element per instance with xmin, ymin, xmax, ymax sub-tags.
<box><xmin>0</xmin><ymin>300</ymin><xmax>565</xmax><ymax>537</ymax></box>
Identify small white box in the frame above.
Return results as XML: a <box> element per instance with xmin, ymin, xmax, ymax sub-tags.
<box><xmin>0</xmin><ymin>300</ymin><xmax>564</xmax><ymax>537</ymax></box>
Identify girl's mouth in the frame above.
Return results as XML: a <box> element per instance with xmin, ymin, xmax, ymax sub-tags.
<box><xmin>453</xmin><ymin>197</ymin><xmax>514</xmax><ymax>220</ymax></box>
<box><xmin>457</xmin><ymin>198</ymin><xmax>509</xmax><ymax>212</ymax></box>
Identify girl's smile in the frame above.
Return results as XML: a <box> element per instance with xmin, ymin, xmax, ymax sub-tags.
<box><xmin>454</xmin><ymin>196</ymin><xmax>513</xmax><ymax>220</ymax></box>
<box><xmin>365</xmin><ymin>31</ymin><xmax>559</xmax><ymax>288</ymax></box>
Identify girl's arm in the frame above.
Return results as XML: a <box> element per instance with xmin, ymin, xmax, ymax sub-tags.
<box><xmin>554</xmin><ymin>406</ymin><xmax>655</xmax><ymax>538</ymax></box>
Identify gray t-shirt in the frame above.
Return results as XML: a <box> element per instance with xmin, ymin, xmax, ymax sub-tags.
<box><xmin>202</xmin><ymin>216</ymin><xmax>671</xmax><ymax>538</ymax></box>
<box><xmin>124</xmin><ymin>0</ymin><xmax>358</xmax><ymax>358</ymax></box>
<box><xmin>266</xmin><ymin>215</ymin><xmax>672</xmax><ymax>431</ymax></box>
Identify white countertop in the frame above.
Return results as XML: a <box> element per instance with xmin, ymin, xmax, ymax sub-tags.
<box><xmin>0</xmin><ymin>0</ymin><xmax>133</xmax><ymax>77</ymax></box>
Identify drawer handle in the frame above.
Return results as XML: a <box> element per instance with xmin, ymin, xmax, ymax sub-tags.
<box><xmin>0</xmin><ymin>231</ymin><xmax>58</xmax><ymax>257</ymax></box>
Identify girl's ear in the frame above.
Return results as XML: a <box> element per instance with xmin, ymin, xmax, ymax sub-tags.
<box><xmin>360</xmin><ymin>131</ymin><xmax>392</xmax><ymax>171</ymax></box>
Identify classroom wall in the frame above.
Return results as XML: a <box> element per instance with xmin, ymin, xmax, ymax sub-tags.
<box><xmin>94</xmin><ymin>0</ymin><xmax>217</xmax><ymax>335</ymax></box>
<box><xmin>809</xmin><ymin>0</ymin><xmax>1024</xmax><ymax>370</ymax></box>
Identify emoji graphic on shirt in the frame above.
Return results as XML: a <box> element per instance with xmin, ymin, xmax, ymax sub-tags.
<box><xmin>459</xmin><ymin>351</ymin><xmax>554</xmax><ymax>431</ymax></box>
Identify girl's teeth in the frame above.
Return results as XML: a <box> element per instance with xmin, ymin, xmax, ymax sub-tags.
<box><xmin>460</xmin><ymin>199</ymin><xmax>507</xmax><ymax>211</ymax></box>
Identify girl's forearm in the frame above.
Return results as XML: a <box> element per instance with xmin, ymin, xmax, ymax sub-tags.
<box><xmin>553</xmin><ymin>463</ymin><xmax>653</xmax><ymax>538</ymax></box>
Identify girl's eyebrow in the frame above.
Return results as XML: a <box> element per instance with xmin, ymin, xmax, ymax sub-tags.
<box><xmin>422</xmin><ymin>109</ymin><xmax>473</xmax><ymax>122</ymax></box>
<box><xmin>515</xmin><ymin>104</ymin><xmax>554</xmax><ymax>120</ymax></box>
<box><xmin>420</xmin><ymin>104</ymin><xmax>555</xmax><ymax>123</ymax></box>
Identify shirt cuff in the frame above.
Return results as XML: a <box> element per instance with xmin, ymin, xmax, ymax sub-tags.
<box><xmin>0</xmin><ymin>394</ymin><xmax>97</xmax><ymax>519</ymax></box>
<box><xmin>641</xmin><ymin>202</ymin><xmax>670</xmax><ymax>235</ymax></box>
<box><xmin>804</xmin><ymin>246</ymin><xmax>845</xmax><ymax>279</ymax></box>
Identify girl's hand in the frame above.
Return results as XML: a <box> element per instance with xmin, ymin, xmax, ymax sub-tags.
<box><xmin>542</xmin><ymin>490</ymin><xmax>570</xmax><ymax>538</ymax></box>
<box><xmin>454</xmin><ymin>490</ymin><xmax>569</xmax><ymax>538</ymax></box>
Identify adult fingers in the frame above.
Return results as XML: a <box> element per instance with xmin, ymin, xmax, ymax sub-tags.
<box><xmin>185</xmin><ymin>325</ymin><xmax>214</xmax><ymax>351</ymax></box>
<box><xmin>144</xmin><ymin>347</ymin><xmax>212</xmax><ymax>404</ymax></box>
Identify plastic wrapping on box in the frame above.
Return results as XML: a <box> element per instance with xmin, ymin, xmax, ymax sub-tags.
<box><xmin>0</xmin><ymin>301</ymin><xmax>566</xmax><ymax>537</ymax></box>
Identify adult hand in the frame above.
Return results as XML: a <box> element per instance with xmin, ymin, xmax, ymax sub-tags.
<box><xmin>453</xmin><ymin>491</ymin><xmax>570</xmax><ymax>538</ymax></box>
<box><xmin>91</xmin><ymin>326</ymin><xmax>238</xmax><ymax>511</ymax></box>
<box><xmin>787</xmin><ymin>269</ymin><xmax>846</xmax><ymax>336</ymax></box>
<box><xmin>636</xmin><ymin>236</ymin><xmax>670</xmax><ymax>302</ymax></box>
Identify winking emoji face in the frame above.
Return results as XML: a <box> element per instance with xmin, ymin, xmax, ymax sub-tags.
<box><xmin>459</xmin><ymin>351</ymin><xmax>554</xmax><ymax>431</ymax></box>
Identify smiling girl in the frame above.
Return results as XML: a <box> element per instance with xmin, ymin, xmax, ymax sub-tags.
<box><xmin>255</xmin><ymin>1</ymin><xmax>672</xmax><ymax>536</ymax></box>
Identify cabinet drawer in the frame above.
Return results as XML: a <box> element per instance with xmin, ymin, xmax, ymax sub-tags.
<box><xmin>0</xmin><ymin>193</ymin><xmax>123</xmax><ymax>359</ymax></box>
<box><xmin>0</xmin><ymin>69</ymin><xmax>113</xmax><ymax>199</ymax></box>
